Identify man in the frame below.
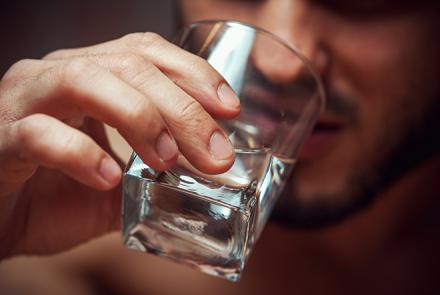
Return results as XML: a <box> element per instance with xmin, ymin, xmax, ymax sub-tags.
<box><xmin>0</xmin><ymin>0</ymin><xmax>439</xmax><ymax>293</ymax></box>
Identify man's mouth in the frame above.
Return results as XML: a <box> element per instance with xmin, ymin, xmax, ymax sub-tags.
<box><xmin>240</xmin><ymin>83</ymin><xmax>350</xmax><ymax>162</ymax></box>
<box><xmin>298</xmin><ymin>117</ymin><xmax>343</xmax><ymax>161</ymax></box>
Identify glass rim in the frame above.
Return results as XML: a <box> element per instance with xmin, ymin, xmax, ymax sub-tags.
<box><xmin>181</xmin><ymin>19</ymin><xmax>326</xmax><ymax>112</ymax></box>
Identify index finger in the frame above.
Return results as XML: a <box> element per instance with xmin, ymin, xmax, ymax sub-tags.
<box><xmin>44</xmin><ymin>32</ymin><xmax>241</xmax><ymax>119</ymax></box>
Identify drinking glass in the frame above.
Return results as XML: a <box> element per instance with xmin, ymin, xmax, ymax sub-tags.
<box><xmin>122</xmin><ymin>20</ymin><xmax>325</xmax><ymax>281</ymax></box>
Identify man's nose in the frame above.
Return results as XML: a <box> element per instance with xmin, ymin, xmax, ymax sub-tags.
<box><xmin>252</xmin><ymin>0</ymin><xmax>329</xmax><ymax>83</ymax></box>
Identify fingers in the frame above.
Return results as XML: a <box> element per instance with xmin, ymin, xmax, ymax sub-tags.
<box><xmin>44</xmin><ymin>32</ymin><xmax>241</xmax><ymax>119</ymax></box>
<box><xmin>83</xmin><ymin>53</ymin><xmax>236</xmax><ymax>173</ymax></box>
<box><xmin>8</xmin><ymin>58</ymin><xmax>180</xmax><ymax>171</ymax></box>
<box><xmin>5</xmin><ymin>57</ymin><xmax>235</xmax><ymax>174</ymax></box>
<box><xmin>7</xmin><ymin>31</ymin><xmax>242</xmax><ymax>174</ymax></box>
<box><xmin>2</xmin><ymin>114</ymin><xmax>121</xmax><ymax>190</ymax></box>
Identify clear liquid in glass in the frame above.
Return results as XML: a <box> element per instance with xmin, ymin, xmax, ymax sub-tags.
<box><xmin>122</xmin><ymin>130</ymin><xmax>295</xmax><ymax>281</ymax></box>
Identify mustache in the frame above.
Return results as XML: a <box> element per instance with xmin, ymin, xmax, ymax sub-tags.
<box><xmin>243</xmin><ymin>63</ymin><xmax>359</xmax><ymax>124</ymax></box>
<box><xmin>325</xmin><ymin>88</ymin><xmax>358</xmax><ymax>124</ymax></box>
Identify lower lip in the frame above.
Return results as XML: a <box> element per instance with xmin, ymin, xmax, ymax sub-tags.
<box><xmin>298</xmin><ymin>129</ymin><xmax>340</xmax><ymax>161</ymax></box>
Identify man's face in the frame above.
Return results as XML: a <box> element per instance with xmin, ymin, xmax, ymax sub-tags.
<box><xmin>179</xmin><ymin>0</ymin><xmax>440</xmax><ymax>226</ymax></box>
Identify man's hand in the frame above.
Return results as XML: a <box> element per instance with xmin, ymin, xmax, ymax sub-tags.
<box><xmin>0</xmin><ymin>32</ymin><xmax>240</xmax><ymax>259</ymax></box>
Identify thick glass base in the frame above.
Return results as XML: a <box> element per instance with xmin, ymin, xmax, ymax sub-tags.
<box><xmin>122</xmin><ymin>151</ymin><xmax>293</xmax><ymax>281</ymax></box>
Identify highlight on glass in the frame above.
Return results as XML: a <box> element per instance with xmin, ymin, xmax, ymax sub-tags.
<box><xmin>122</xmin><ymin>20</ymin><xmax>325</xmax><ymax>282</ymax></box>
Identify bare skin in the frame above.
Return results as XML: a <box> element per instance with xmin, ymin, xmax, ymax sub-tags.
<box><xmin>180</xmin><ymin>0</ymin><xmax>440</xmax><ymax>224</ymax></box>
<box><xmin>0</xmin><ymin>33</ymin><xmax>241</xmax><ymax>258</ymax></box>
<box><xmin>1</xmin><ymin>0</ymin><xmax>440</xmax><ymax>294</ymax></box>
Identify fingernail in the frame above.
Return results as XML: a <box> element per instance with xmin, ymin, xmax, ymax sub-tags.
<box><xmin>99</xmin><ymin>157</ymin><xmax>121</xmax><ymax>184</ymax></box>
<box><xmin>209</xmin><ymin>131</ymin><xmax>233</xmax><ymax>160</ymax></box>
<box><xmin>156</xmin><ymin>131</ymin><xmax>178</xmax><ymax>161</ymax></box>
<box><xmin>217</xmin><ymin>83</ymin><xmax>240</xmax><ymax>109</ymax></box>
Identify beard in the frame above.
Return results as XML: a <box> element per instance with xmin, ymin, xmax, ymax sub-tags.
<box><xmin>174</xmin><ymin>8</ymin><xmax>440</xmax><ymax>228</ymax></box>
<box><xmin>271</xmin><ymin>88</ymin><xmax>440</xmax><ymax>229</ymax></box>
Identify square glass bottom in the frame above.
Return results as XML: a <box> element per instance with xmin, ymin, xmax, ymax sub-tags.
<box><xmin>122</xmin><ymin>150</ymin><xmax>294</xmax><ymax>281</ymax></box>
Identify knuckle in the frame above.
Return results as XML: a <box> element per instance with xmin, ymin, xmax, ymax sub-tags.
<box><xmin>124</xmin><ymin>99</ymin><xmax>158</xmax><ymax>135</ymax></box>
<box><xmin>2</xmin><ymin>59</ymin><xmax>35</xmax><ymax>82</ymax></box>
<box><xmin>122</xmin><ymin>32</ymin><xmax>164</xmax><ymax>50</ymax></box>
<box><xmin>176</xmin><ymin>99</ymin><xmax>205</xmax><ymax>123</ymax></box>
<box><xmin>15</xmin><ymin>115</ymin><xmax>90</xmax><ymax>162</ymax></box>
<box><xmin>59</xmin><ymin>58</ymin><xmax>100</xmax><ymax>84</ymax></box>
<box><xmin>189</xmin><ymin>57</ymin><xmax>209</xmax><ymax>72</ymax></box>
<box><xmin>43</xmin><ymin>49</ymin><xmax>65</xmax><ymax>60</ymax></box>
<box><xmin>8</xmin><ymin>59</ymin><xmax>34</xmax><ymax>73</ymax></box>
<box><xmin>15</xmin><ymin>115</ymin><xmax>46</xmax><ymax>147</ymax></box>
<box><xmin>188</xmin><ymin>57</ymin><xmax>221</xmax><ymax>86</ymax></box>
<box><xmin>57</xmin><ymin>132</ymin><xmax>83</xmax><ymax>159</ymax></box>
<box><xmin>115</xmin><ymin>53</ymin><xmax>156</xmax><ymax>83</ymax></box>
<box><xmin>117</xmin><ymin>53</ymin><xmax>145</xmax><ymax>71</ymax></box>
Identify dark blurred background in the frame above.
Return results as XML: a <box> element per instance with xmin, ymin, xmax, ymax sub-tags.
<box><xmin>0</xmin><ymin>0</ymin><xmax>176</xmax><ymax>76</ymax></box>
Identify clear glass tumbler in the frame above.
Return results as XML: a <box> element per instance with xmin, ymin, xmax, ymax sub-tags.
<box><xmin>122</xmin><ymin>20</ymin><xmax>325</xmax><ymax>281</ymax></box>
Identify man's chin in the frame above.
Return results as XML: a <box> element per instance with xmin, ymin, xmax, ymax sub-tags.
<box><xmin>270</xmin><ymin>192</ymin><xmax>372</xmax><ymax>229</ymax></box>
<box><xmin>269</xmin><ymin>172</ymin><xmax>380</xmax><ymax>229</ymax></box>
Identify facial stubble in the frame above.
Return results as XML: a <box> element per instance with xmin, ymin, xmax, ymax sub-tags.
<box><xmin>271</xmin><ymin>90</ymin><xmax>440</xmax><ymax>228</ymax></box>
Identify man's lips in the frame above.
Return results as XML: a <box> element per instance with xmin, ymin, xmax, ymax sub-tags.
<box><xmin>240</xmin><ymin>85</ymin><xmax>345</xmax><ymax>161</ymax></box>
<box><xmin>298</xmin><ymin>119</ymin><xmax>342</xmax><ymax>161</ymax></box>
